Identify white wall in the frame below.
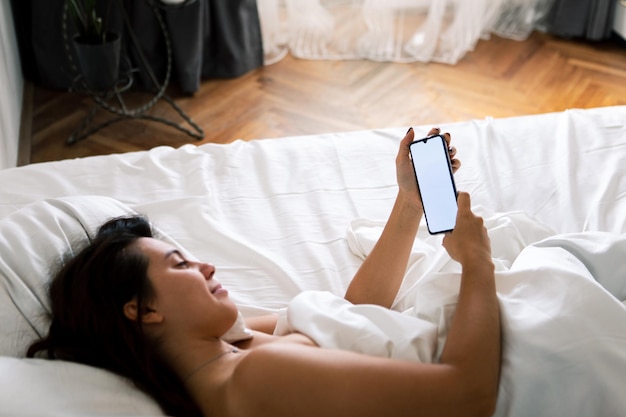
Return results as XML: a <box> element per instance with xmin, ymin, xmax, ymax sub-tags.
<box><xmin>0</xmin><ymin>1</ymin><xmax>23</xmax><ymax>170</ymax></box>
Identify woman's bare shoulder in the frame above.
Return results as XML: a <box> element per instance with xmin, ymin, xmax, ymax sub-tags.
<box><xmin>226</xmin><ymin>342</ymin><xmax>342</xmax><ymax>416</ymax></box>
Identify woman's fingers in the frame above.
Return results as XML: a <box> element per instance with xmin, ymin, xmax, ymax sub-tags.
<box><xmin>451</xmin><ymin>156</ymin><xmax>461</xmax><ymax>173</ymax></box>
<box><xmin>456</xmin><ymin>191</ymin><xmax>471</xmax><ymax>212</ymax></box>
<box><xmin>404</xmin><ymin>128</ymin><xmax>460</xmax><ymax>174</ymax></box>
<box><xmin>427</xmin><ymin>127</ymin><xmax>440</xmax><ymax>136</ymax></box>
<box><xmin>437</xmin><ymin>130</ymin><xmax>461</xmax><ymax>174</ymax></box>
<box><xmin>397</xmin><ymin>127</ymin><xmax>415</xmax><ymax>161</ymax></box>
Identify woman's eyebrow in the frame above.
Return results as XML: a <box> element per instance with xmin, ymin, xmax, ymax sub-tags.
<box><xmin>164</xmin><ymin>249</ymin><xmax>182</xmax><ymax>260</ymax></box>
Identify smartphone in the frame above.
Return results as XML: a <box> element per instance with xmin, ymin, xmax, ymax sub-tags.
<box><xmin>409</xmin><ymin>134</ymin><xmax>458</xmax><ymax>234</ymax></box>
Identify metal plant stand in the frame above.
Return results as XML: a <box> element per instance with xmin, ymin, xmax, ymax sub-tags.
<box><xmin>62</xmin><ymin>0</ymin><xmax>204</xmax><ymax>145</ymax></box>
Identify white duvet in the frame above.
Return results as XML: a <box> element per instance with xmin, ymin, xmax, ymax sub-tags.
<box><xmin>277</xmin><ymin>214</ymin><xmax>626</xmax><ymax>417</ymax></box>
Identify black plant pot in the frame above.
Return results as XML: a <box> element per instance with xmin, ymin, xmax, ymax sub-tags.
<box><xmin>73</xmin><ymin>32</ymin><xmax>121</xmax><ymax>92</ymax></box>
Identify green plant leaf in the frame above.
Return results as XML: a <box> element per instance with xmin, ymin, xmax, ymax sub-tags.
<box><xmin>85</xmin><ymin>0</ymin><xmax>96</xmax><ymax>13</ymax></box>
<box><xmin>68</xmin><ymin>0</ymin><xmax>110</xmax><ymax>43</ymax></box>
<box><xmin>68</xmin><ymin>0</ymin><xmax>88</xmax><ymax>34</ymax></box>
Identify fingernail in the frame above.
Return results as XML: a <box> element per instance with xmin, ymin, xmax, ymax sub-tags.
<box><xmin>406</xmin><ymin>127</ymin><xmax>413</xmax><ymax>134</ymax></box>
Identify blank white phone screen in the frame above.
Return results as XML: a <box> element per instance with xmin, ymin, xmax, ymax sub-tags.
<box><xmin>409</xmin><ymin>136</ymin><xmax>458</xmax><ymax>234</ymax></box>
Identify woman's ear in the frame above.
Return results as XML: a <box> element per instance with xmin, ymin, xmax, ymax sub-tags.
<box><xmin>123</xmin><ymin>298</ymin><xmax>164</xmax><ymax>324</ymax></box>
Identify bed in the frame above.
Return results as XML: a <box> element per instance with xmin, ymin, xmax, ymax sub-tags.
<box><xmin>1</xmin><ymin>105</ymin><xmax>625</xmax><ymax>416</ymax></box>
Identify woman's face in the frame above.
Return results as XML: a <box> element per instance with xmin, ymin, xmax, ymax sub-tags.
<box><xmin>134</xmin><ymin>237</ymin><xmax>239</xmax><ymax>338</ymax></box>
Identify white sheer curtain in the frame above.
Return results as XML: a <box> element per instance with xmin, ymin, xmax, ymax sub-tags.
<box><xmin>257</xmin><ymin>0</ymin><xmax>556</xmax><ymax>65</ymax></box>
<box><xmin>0</xmin><ymin>0</ymin><xmax>23</xmax><ymax>169</ymax></box>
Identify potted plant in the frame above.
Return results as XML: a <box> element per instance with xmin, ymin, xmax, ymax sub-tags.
<box><xmin>68</xmin><ymin>0</ymin><xmax>120</xmax><ymax>91</ymax></box>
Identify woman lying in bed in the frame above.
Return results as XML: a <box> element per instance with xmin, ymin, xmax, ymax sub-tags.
<box><xmin>27</xmin><ymin>128</ymin><xmax>500</xmax><ymax>417</ymax></box>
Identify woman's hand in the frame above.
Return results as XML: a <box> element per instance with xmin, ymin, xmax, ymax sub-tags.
<box><xmin>442</xmin><ymin>192</ymin><xmax>492</xmax><ymax>266</ymax></box>
<box><xmin>396</xmin><ymin>127</ymin><xmax>460</xmax><ymax>210</ymax></box>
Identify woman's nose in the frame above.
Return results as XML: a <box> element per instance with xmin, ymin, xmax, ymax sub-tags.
<box><xmin>198</xmin><ymin>262</ymin><xmax>216</xmax><ymax>280</ymax></box>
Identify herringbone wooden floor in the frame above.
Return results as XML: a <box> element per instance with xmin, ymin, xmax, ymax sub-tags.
<box><xmin>28</xmin><ymin>31</ymin><xmax>626</xmax><ymax>164</ymax></box>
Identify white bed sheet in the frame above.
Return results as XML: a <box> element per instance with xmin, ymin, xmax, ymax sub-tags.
<box><xmin>0</xmin><ymin>106</ymin><xmax>625</xmax><ymax>416</ymax></box>
<box><xmin>2</xmin><ymin>107</ymin><xmax>625</xmax><ymax>310</ymax></box>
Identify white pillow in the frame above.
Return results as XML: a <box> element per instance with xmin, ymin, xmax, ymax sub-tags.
<box><xmin>0</xmin><ymin>195</ymin><xmax>250</xmax><ymax>416</ymax></box>
<box><xmin>0</xmin><ymin>195</ymin><xmax>228</xmax><ymax>356</ymax></box>
<box><xmin>0</xmin><ymin>196</ymin><xmax>138</xmax><ymax>357</ymax></box>
<box><xmin>0</xmin><ymin>196</ymin><xmax>169</xmax><ymax>415</ymax></box>
<box><xmin>0</xmin><ymin>356</ymin><xmax>164</xmax><ymax>416</ymax></box>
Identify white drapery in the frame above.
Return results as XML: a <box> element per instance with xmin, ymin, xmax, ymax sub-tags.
<box><xmin>0</xmin><ymin>0</ymin><xmax>23</xmax><ymax>169</ymax></box>
<box><xmin>257</xmin><ymin>0</ymin><xmax>556</xmax><ymax>65</ymax></box>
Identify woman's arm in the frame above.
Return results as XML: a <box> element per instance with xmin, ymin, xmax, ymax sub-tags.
<box><xmin>439</xmin><ymin>192</ymin><xmax>500</xmax><ymax>406</ymax></box>
<box><xmin>244</xmin><ymin>315</ymin><xmax>278</xmax><ymax>334</ymax></box>
<box><xmin>344</xmin><ymin>127</ymin><xmax>459</xmax><ymax>308</ymax></box>
<box><xmin>343</xmin><ymin>185</ymin><xmax>421</xmax><ymax>308</ymax></box>
<box><xmin>230</xmin><ymin>204</ymin><xmax>500</xmax><ymax>417</ymax></box>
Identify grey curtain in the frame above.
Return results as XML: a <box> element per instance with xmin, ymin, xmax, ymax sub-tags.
<box><xmin>546</xmin><ymin>0</ymin><xmax>617</xmax><ymax>40</ymax></box>
<box><xmin>12</xmin><ymin>0</ymin><xmax>264</xmax><ymax>94</ymax></box>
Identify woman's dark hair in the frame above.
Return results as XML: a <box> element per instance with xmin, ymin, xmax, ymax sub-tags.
<box><xmin>27</xmin><ymin>215</ymin><xmax>201</xmax><ymax>417</ymax></box>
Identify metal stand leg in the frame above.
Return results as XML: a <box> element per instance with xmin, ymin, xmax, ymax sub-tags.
<box><xmin>63</xmin><ymin>0</ymin><xmax>205</xmax><ymax>145</ymax></box>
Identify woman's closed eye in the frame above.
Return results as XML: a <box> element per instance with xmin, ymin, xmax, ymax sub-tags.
<box><xmin>165</xmin><ymin>249</ymin><xmax>193</xmax><ymax>269</ymax></box>
<box><xmin>176</xmin><ymin>260</ymin><xmax>190</xmax><ymax>268</ymax></box>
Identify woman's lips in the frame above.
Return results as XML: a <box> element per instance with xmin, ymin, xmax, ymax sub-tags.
<box><xmin>211</xmin><ymin>283</ymin><xmax>228</xmax><ymax>295</ymax></box>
